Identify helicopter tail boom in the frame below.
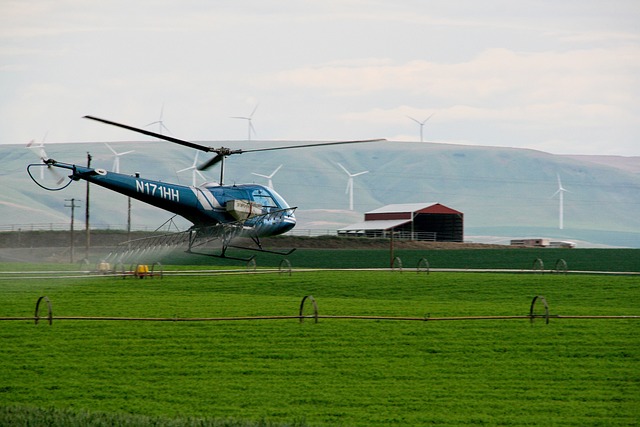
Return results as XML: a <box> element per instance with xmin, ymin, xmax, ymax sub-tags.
<box><xmin>29</xmin><ymin>159</ymin><xmax>296</xmax><ymax>240</ymax></box>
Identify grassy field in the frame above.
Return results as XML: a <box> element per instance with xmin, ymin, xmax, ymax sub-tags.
<box><xmin>164</xmin><ymin>247</ymin><xmax>640</xmax><ymax>272</ymax></box>
<box><xmin>0</xmin><ymin>266</ymin><xmax>639</xmax><ymax>426</ymax></box>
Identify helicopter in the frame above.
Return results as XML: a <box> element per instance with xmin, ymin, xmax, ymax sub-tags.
<box><xmin>27</xmin><ymin>115</ymin><xmax>384</xmax><ymax>260</ymax></box>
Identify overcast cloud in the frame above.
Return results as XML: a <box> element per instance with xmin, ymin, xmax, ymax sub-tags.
<box><xmin>1</xmin><ymin>0</ymin><xmax>639</xmax><ymax>155</ymax></box>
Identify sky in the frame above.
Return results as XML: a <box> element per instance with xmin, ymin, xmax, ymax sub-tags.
<box><xmin>1</xmin><ymin>0</ymin><xmax>639</xmax><ymax>156</ymax></box>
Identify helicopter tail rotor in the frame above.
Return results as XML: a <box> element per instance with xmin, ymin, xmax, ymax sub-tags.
<box><xmin>26</xmin><ymin>140</ymin><xmax>66</xmax><ymax>185</ymax></box>
<box><xmin>26</xmin><ymin>159</ymin><xmax>72</xmax><ymax>191</ymax></box>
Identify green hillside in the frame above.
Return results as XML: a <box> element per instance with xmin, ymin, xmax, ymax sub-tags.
<box><xmin>1</xmin><ymin>140</ymin><xmax>639</xmax><ymax>246</ymax></box>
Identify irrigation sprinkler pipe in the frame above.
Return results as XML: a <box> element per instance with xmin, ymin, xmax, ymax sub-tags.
<box><xmin>2</xmin><ymin>314</ymin><xmax>639</xmax><ymax>323</ymax></box>
<box><xmin>1</xmin><ymin>295</ymin><xmax>639</xmax><ymax>325</ymax></box>
<box><xmin>2</xmin><ymin>268</ymin><xmax>639</xmax><ymax>281</ymax></box>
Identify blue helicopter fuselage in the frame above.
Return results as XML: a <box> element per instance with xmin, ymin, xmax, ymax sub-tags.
<box><xmin>68</xmin><ymin>164</ymin><xmax>296</xmax><ymax>236</ymax></box>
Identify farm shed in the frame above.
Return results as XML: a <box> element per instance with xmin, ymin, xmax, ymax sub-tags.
<box><xmin>338</xmin><ymin>203</ymin><xmax>464</xmax><ymax>242</ymax></box>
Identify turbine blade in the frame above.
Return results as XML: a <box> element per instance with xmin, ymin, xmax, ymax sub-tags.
<box><xmin>249</xmin><ymin>103</ymin><xmax>259</xmax><ymax>118</ymax></box>
<box><xmin>336</xmin><ymin>162</ymin><xmax>350</xmax><ymax>175</ymax></box>
<box><xmin>105</xmin><ymin>143</ymin><xmax>118</xmax><ymax>155</ymax></box>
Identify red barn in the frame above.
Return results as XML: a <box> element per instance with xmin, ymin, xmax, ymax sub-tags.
<box><xmin>338</xmin><ymin>203</ymin><xmax>464</xmax><ymax>242</ymax></box>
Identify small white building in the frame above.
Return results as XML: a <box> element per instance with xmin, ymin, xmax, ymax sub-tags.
<box><xmin>510</xmin><ymin>238</ymin><xmax>575</xmax><ymax>248</ymax></box>
<box><xmin>510</xmin><ymin>238</ymin><xmax>550</xmax><ymax>247</ymax></box>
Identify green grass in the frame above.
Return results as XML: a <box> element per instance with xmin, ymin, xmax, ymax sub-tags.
<box><xmin>2</xmin><ymin>246</ymin><xmax>639</xmax><ymax>272</ymax></box>
<box><xmin>0</xmin><ymin>406</ymin><xmax>307</xmax><ymax>427</ymax></box>
<box><xmin>0</xmin><ymin>269</ymin><xmax>639</xmax><ymax>426</ymax></box>
<box><xmin>172</xmin><ymin>247</ymin><xmax>640</xmax><ymax>272</ymax></box>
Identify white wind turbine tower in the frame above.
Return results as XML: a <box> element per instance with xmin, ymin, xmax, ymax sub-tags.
<box><xmin>407</xmin><ymin>113</ymin><xmax>434</xmax><ymax>142</ymax></box>
<box><xmin>26</xmin><ymin>136</ymin><xmax>48</xmax><ymax>180</ymax></box>
<box><xmin>231</xmin><ymin>103</ymin><xmax>259</xmax><ymax>141</ymax></box>
<box><xmin>105</xmin><ymin>143</ymin><xmax>134</xmax><ymax>173</ymax></box>
<box><xmin>552</xmin><ymin>173</ymin><xmax>570</xmax><ymax>230</ymax></box>
<box><xmin>337</xmin><ymin>163</ymin><xmax>369</xmax><ymax>211</ymax></box>
<box><xmin>146</xmin><ymin>105</ymin><xmax>172</xmax><ymax>135</ymax></box>
<box><xmin>252</xmin><ymin>164</ymin><xmax>283</xmax><ymax>189</ymax></box>
<box><xmin>178</xmin><ymin>152</ymin><xmax>207</xmax><ymax>186</ymax></box>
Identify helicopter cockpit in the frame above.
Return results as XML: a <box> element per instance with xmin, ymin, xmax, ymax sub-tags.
<box><xmin>200</xmin><ymin>183</ymin><xmax>295</xmax><ymax>232</ymax></box>
<box><xmin>250</xmin><ymin>187</ymin><xmax>289</xmax><ymax>212</ymax></box>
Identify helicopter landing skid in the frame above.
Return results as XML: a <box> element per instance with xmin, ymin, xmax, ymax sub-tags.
<box><xmin>185</xmin><ymin>249</ymin><xmax>257</xmax><ymax>263</ymax></box>
<box><xmin>186</xmin><ymin>239</ymin><xmax>296</xmax><ymax>262</ymax></box>
<box><xmin>228</xmin><ymin>233</ymin><xmax>297</xmax><ymax>256</ymax></box>
<box><xmin>229</xmin><ymin>245</ymin><xmax>296</xmax><ymax>256</ymax></box>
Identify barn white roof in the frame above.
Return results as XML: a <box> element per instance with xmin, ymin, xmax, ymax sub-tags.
<box><xmin>366</xmin><ymin>203</ymin><xmax>439</xmax><ymax>214</ymax></box>
<box><xmin>338</xmin><ymin>219</ymin><xmax>410</xmax><ymax>232</ymax></box>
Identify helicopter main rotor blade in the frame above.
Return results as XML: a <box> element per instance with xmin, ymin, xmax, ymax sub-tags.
<box><xmin>84</xmin><ymin>115</ymin><xmax>214</xmax><ymax>153</ymax></box>
<box><xmin>197</xmin><ymin>153</ymin><xmax>226</xmax><ymax>170</ymax></box>
<box><xmin>242</xmin><ymin>138</ymin><xmax>386</xmax><ymax>154</ymax></box>
<box><xmin>85</xmin><ymin>115</ymin><xmax>385</xmax><ymax>172</ymax></box>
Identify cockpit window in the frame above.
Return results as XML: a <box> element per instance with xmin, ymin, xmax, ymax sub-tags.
<box><xmin>251</xmin><ymin>188</ymin><xmax>278</xmax><ymax>209</ymax></box>
<box><xmin>222</xmin><ymin>188</ymin><xmax>249</xmax><ymax>200</ymax></box>
<box><xmin>267</xmin><ymin>188</ymin><xmax>291</xmax><ymax>209</ymax></box>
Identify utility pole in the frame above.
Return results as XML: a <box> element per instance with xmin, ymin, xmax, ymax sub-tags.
<box><xmin>389</xmin><ymin>226</ymin><xmax>395</xmax><ymax>268</ymax></box>
<box><xmin>65</xmin><ymin>198</ymin><xmax>81</xmax><ymax>263</ymax></box>
<box><xmin>127</xmin><ymin>196</ymin><xmax>132</xmax><ymax>241</ymax></box>
<box><xmin>85</xmin><ymin>152</ymin><xmax>91</xmax><ymax>261</ymax></box>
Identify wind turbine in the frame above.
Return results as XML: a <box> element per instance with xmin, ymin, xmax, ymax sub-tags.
<box><xmin>105</xmin><ymin>143</ymin><xmax>134</xmax><ymax>173</ymax></box>
<box><xmin>178</xmin><ymin>152</ymin><xmax>207</xmax><ymax>186</ymax></box>
<box><xmin>231</xmin><ymin>103</ymin><xmax>259</xmax><ymax>141</ymax></box>
<box><xmin>407</xmin><ymin>113</ymin><xmax>434</xmax><ymax>142</ymax></box>
<box><xmin>552</xmin><ymin>173</ymin><xmax>570</xmax><ymax>230</ymax></box>
<box><xmin>26</xmin><ymin>136</ymin><xmax>48</xmax><ymax>180</ymax></box>
<box><xmin>146</xmin><ymin>105</ymin><xmax>172</xmax><ymax>135</ymax></box>
<box><xmin>26</xmin><ymin>135</ymin><xmax>64</xmax><ymax>184</ymax></box>
<box><xmin>337</xmin><ymin>163</ymin><xmax>369</xmax><ymax>211</ymax></box>
<box><xmin>252</xmin><ymin>164</ymin><xmax>283</xmax><ymax>189</ymax></box>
